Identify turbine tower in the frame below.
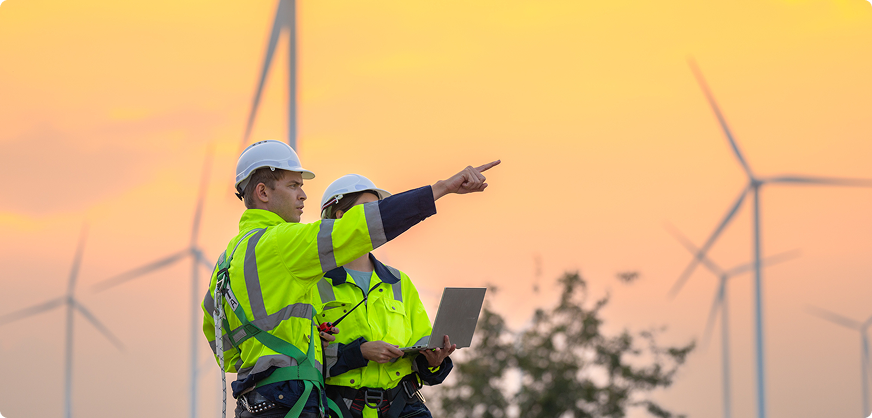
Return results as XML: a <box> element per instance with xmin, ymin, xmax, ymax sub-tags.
<box><xmin>0</xmin><ymin>224</ymin><xmax>124</xmax><ymax>418</ymax></box>
<box><xmin>671</xmin><ymin>59</ymin><xmax>872</xmax><ymax>418</ymax></box>
<box><xmin>93</xmin><ymin>151</ymin><xmax>214</xmax><ymax>418</ymax></box>
<box><xmin>666</xmin><ymin>223</ymin><xmax>799</xmax><ymax>418</ymax></box>
<box><xmin>242</xmin><ymin>0</ymin><xmax>298</xmax><ymax>150</ymax></box>
<box><xmin>806</xmin><ymin>306</ymin><xmax>872</xmax><ymax>417</ymax></box>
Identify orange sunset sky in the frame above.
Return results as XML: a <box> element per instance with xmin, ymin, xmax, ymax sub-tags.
<box><xmin>0</xmin><ymin>0</ymin><xmax>870</xmax><ymax>417</ymax></box>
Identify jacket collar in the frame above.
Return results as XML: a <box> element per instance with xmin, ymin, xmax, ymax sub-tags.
<box><xmin>238</xmin><ymin>209</ymin><xmax>286</xmax><ymax>232</ymax></box>
<box><xmin>324</xmin><ymin>253</ymin><xmax>400</xmax><ymax>285</ymax></box>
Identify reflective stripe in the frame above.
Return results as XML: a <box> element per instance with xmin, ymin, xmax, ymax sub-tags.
<box><xmin>203</xmin><ymin>289</ymin><xmax>215</xmax><ymax>316</ymax></box>
<box><xmin>317</xmin><ymin>278</ymin><xmax>336</xmax><ymax>303</ymax></box>
<box><xmin>363</xmin><ymin>201</ymin><xmax>386</xmax><ymax>249</ymax></box>
<box><xmin>317</xmin><ymin>219</ymin><xmax>338</xmax><ymax>272</ymax></box>
<box><xmin>392</xmin><ymin>281</ymin><xmax>402</xmax><ymax>303</ymax></box>
<box><xmin>323</xmin><ymin>344</ymin><xmax>339</xmax><ymax>378</ymax></box>
<box><xmin>209</xmin><ymin>303</ymin><xmax>315</xmax><ymax>352</ymax></box>
<box><xmin>243</xmin><ymin>229</ymin><xmax>268</xmax><ymax>319</ymax></box>
<box><xmin>237</xmin><ymin>354</ymin><xmax>298</xmax><ymax>379</ymax></box>
<box><xmin>203</xmin><ymin>253</ymin><xmax>225</xmax><ymax>316</ymax></box>
<box><xmin>237</xmin><ymin>354</ymin><xmax>322</xmax><ymax>380</ymax></box>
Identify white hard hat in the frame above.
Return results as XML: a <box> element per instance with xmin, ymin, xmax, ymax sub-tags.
<box><xmin>320</xmin><ymin>174</ymin><xmax>391</xmax><ymax>218</ymax></box>
<box><xmin>235</xmin><ymin>140</ymin><xmax>315</xmax><ymax>198</ymax></box>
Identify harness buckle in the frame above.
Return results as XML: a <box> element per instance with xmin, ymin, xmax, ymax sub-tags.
<box><xmin>242</xmin><ymin>323</ymin><xmax>261</xmax><ymax>337</ymax></box>
<box><xmin>363</xmin><ymin>388</ymin><xmax>386</xmax><ymax>409</ymax></box>
<box><xmin>402</xmin><ymin>377</ymin><xmax>425</xmax><ymax>404</ymax></box>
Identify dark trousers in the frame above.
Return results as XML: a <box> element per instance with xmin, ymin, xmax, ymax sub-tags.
<box><xmin>394</xmin><ymin>401</ymin><xmax>431</xmax><ymax>418</ymax></box>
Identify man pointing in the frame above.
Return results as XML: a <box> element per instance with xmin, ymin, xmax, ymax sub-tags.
<box><xmin>203</xmin><ymin>139</ymin><xmax>499</xmax><ymax>418</ymax></box>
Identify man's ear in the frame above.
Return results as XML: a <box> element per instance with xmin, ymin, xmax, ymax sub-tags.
<box><xmin>255</xmin><ymin>183</ymin><xmax>269</xmax><ymax>204</ymax></box>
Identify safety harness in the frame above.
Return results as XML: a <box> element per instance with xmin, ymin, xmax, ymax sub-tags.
<box><xmin>213</xmin><ymin>228</ymin><xmax>340</xmax><ymax>418</ymax></box>
<box><xmin>327</xmin><ymin>374</ymin><xmax>425</xmax><ymax>418</ymax></box>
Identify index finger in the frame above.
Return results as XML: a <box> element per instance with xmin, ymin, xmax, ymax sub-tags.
<box><xmin>474</xmin><ymin>160</ymin><xmax>501</xmax><ymax>173</ymax></box>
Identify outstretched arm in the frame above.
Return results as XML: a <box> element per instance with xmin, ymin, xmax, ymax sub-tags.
<box><xmin>432</xmin><ymin>160</ymin><xmax>501</xmax><ymax>200</ymax></box>
<box><xmin>282</xmin><ymin>160</ymin><xmax>502</xmax><ymax>282</ymax></box>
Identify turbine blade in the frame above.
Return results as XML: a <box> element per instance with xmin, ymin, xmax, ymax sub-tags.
<box><xmin>723</xmin><ymin>249</ymin><xmax>801</xmax><ymax>277</ymax></box>
<box><xmin>283</xmin><ymin>0</ymin><xmax>297</xmax><ymax>149</ymax></box>
<box><xmin>863</xmin><ymin>336</ymin><xmax>871</xmax><ymax>381</ymax></box>
<box><xmin>68</xmin><ymin>223</ymin><xmax>89</xmax><ymax>294</ymax></box>
<box><xmin>191</xmin><ymin>146</ymin><xmax>213</xmax><ymax>247</ymax></box>
<box><xmin>863</xmin><ymin>314</ymin><xmax>872</xmax><ymax>330</ymax></box>
<box><xmin>864</xmin><ymin>336</ymin><xmax>870</xmax><ymax>365</ymax></box>
<box><xmin>669</xmin><ymin>187</ymin><xmax>748</xmax><ymax>297</ymax></box>
<box><xmin>765</xmin><ymin>176</ymin><xmax>872</xmax><ymax>188</ymax></box>
<box><xmin>241</xmin><ymin>0</ymin><xmax>287</xmax><ymax>150</ymax></box>
<box><xmin>92</xmin><ymin>251</ymin><xmax>188</xmax><ymax>292</ymax></box>
<box><xmin>806</xmin><ymin>305</ymin><xmax>861</xmax><ymax>330</ymax></box>
<box><xmin>0</xmin><ymin>297</ymin><xmax>66</xmax><ymax>326</ymax></box>
<box><xmin>688</xmin><ymin>58</ymin><xmax>754</xmax><ymax>179</ymax></box>
<box><xmin>72</xmin><ymin>301</ymin><xmax>124</xmax><ymax>351</ymax></box>
<box><xmin>664</xmin><ymin>222</ymin><xmax>724</xmax><ymax>276</ymax></box>
<box><xmin>702</xmin><ymin>279</ymin><xmax>726</xmax><ymax>348</ymax></box>
<box><xmin>193</xmin><ymin>248</ymin><xmax>214</xmax><ymax>271</ymax></box>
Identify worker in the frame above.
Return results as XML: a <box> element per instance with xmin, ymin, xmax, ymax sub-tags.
<box><xmin>316</xmin><ymin>174</ymin><xmax>454</xmax><ymax>418</ymax></box>
<box><xmin>201</xmin><ymin>139</ymin><xmax>499</xmax><ymax>418</ymax></box>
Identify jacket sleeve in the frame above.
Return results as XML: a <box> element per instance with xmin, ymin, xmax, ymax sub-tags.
<box><xmin>277</xmin><ymin>186</ymin><xmax>437</xmax><ymax>282</ymax></box>
<box><xmin>325</xmin><ymin>337</ymin><xmax>370</xmax><ymax>378</ymax></box>
<box><xmin>413</xmin><ymin>355</ymin><xmax>453</xmax><ymax>386</ymax></box>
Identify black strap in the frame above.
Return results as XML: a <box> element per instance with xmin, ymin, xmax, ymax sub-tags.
<box><xmin>327</xmin><ymin>375</ymin><xmax>421</xmax><ymax>418</ymax></box>
<box><xmin>326</xmin><ymin>386</ymin><xmax>354</xmax><ymax>418</ymax></box>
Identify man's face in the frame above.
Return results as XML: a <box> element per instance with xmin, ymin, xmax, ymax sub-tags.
<box><xmin>266</xmin><ymin>171</ymin><xmax>307</xmax><ymax>223</ymax></box>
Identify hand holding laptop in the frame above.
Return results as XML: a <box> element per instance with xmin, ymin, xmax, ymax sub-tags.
<box><xmin>362</xmin><ymin>340</ymin><xmax>405</xmax><ymax>364</ymax></box>
<box><xmin>419</xmin><ymin>335</ymin><xmax>456</xmax><ymax>367</ymax></box>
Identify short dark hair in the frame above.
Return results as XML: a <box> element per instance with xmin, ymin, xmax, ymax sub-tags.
<box><xmin>326</xmin><ymin>190</ymin><xmax>379</xmax><ymax>219</ymax></box>
<box><xmin>243</xmin><ymin>167</ymin><xmax>288</xmax><ymax>208</ymax></box>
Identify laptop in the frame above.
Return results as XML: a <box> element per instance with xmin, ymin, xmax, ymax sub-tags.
<box><xmin>399</xmin><ymin>287</ymin><xmax>487</xmax><ymax>353</ymax></box>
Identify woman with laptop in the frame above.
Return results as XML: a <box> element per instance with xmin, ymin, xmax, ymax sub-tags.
<box><xmin>314</xmin><ymin>174</ymin><xmax>455</xmax><ymax>418</ymax></box>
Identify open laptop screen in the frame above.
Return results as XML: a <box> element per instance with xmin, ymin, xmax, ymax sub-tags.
<box><xmin>399</xmin><ymin>287</ymin><xmax>487</xmax><ymax>352</ymax></box>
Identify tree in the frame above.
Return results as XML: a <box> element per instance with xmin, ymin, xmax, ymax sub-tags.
<box><xmin>435</xmin><ymin>271</ymin><xmax>695</xmax><ymax>418</ymax></box>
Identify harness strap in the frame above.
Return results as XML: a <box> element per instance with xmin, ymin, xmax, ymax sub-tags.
<box><xmin>215</xmin><ymin>228</ymin><xmax>336</xmax><ymax>418</ymax></box>
<box><xmin>327</xmin><ymin>374</ymin><xmax>422</xmax><ymax>418</ymax></box>
<box><xmin>257</xmin><ymin>365</ymin><xmax>323</xmax><ymax>386</ymax></box>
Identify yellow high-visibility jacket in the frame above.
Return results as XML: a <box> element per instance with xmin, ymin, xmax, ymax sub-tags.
<box><xmin>316</xmin><ymin>255</ymin><xmax>453</xmax><ymax>417</ymax></box>
<box><xmin>201</xmin><ymin>186</ymin><xmax>437</xmax><ymax>409</ymax></box>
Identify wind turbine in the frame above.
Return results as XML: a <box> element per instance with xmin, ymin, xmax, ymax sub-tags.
<box><xmin>806</xmin><ymin>306</ymin><xmax>872</xmax><ymax>417</ymax></box>
<box><xmin>670</xmin><ymin>59</ymin><xmax>872</xmax><ymax>418</ymax></box>
<box><xmin>93</xmin><ymin>151</ymin><xmax>214</xmax><ymax>418</ymax></box>
<box><xmin>665</xmin><ymin>223</ymin><xmax>799</xmax><ymax>418</ymax></box>
<box><xmin>242</xmin><ymin>0</ymin><xmax>298</xmax><ymax>150</ymax></box>
<box><xmin>0</xmin><ymin>224</ymin><xmax>124</xmax><ymax>418</ymax></box>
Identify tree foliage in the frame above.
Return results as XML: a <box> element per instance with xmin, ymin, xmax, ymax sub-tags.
<box><xmin>435</xmin><ymin>271</ymin><xmax>695</xmax><ymax>418</ymax></box>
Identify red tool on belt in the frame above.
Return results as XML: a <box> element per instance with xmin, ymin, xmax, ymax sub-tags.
<box><xmin>318</xmin><ymin>296</ymin><xmax>367</xmax><ymax>335</ymax></box>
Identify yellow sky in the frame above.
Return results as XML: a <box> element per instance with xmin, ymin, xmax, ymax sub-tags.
<box><xmin>1</xmin><ymin>0</ymin><xmax>871</xmax><ymax>417</ymax></box>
